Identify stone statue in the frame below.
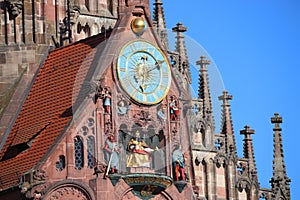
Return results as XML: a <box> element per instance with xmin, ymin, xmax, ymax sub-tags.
<box><xmin>117</xmin><ymin>100</ymin><xmax>130</xmax><ymax>115</ymax></box>
<box><xmin>172</xmin><ymin>145</ymin><xmax>185</xmax><ymax>181</ymax></box>
<box><xmin>103</xmin><ymin>88</ymin><xmax>111</xmax><ymax>114</ymax></box>
<box><xmin>169</xmin><ymin>97</ymin><xmax>179</xmax><ymax>120</ymax></box>
<box><xmin>157</xmin><ymin>106</ymin><xmax>166</xmax><ymax>123</ymax></box>
<box><xmin>103</xmin><ymin>135</ymin><xmax>120</xmax><ymax>174</ymax></box>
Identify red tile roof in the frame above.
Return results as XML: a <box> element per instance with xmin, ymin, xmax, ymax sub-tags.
<box><xmin>0</xmin><ymin>32</ymin><xmax>111</xmax><ymax>191</ymax></box>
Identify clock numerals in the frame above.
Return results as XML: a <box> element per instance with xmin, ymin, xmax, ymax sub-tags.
<box><xmin>162</xmin><ymin>72</ymin><xmax>170</xmax><ymax>79</ymax></box>
<box><xmin>119</xmin><ymin>67</ymin><xmax>126</xmax><ymax>72</ymax></box>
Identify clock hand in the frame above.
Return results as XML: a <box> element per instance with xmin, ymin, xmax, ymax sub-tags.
<box><xmin>146</xmin><ymin>60</ymin><xmax>164</xmax><ymax>73</ymax></box>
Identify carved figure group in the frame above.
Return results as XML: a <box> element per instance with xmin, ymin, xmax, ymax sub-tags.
<box><xmin>126</xmin><ymin>130</ymin><xmax>156</xmax><ymax>168</ymax></box>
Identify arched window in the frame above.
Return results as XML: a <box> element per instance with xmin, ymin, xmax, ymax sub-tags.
<box><xmin>74</xmin><ymin>136</ymin><xmax>84</xmax><ymax>170</ymax></box>
<box><xmin>56</xmin><ymin>155</ymin><xmax>66</xmax><ymax>171</ymax></box>
<box><xmin>87</xmin><ymin>136</ymin><xmax>95</xmax><ymax>168</ymax></box>
<box><xmin>84</xmin><ymin>24</ymin><xmax>91</xmax><ymax>37</ymax></box>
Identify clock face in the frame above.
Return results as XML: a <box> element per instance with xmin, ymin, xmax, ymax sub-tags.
<box><xmin>116</xmin><ymin>40</ymin><xmax>171</xmax><ymax>105</ymax></box>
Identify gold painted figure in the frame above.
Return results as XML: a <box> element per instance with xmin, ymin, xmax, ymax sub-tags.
<box><xmin>126</xmin><ymin>130</ymin><xmax>155</xmax><ymax>168</ymax></box>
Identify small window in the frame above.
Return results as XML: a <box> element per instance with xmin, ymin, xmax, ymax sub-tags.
<box><xmin>74</xmin><ymin>136</ymin><xmax>84</xmax><ymax>170</ymax></box>
<box><xmin>87</xmin><ymin>136</ymin><xmax>95</xmax><ymax>168</ymax></box>
<box><xmin>82</xmin><ymin>126</ymin><xmax>89</xmax><ymax>136</ymax></box>
<box><xmin>56</xmin><ymin>155</ymin><xmax>66</xmax><ymax>171</ymax></box>
<box><xmin>87</xmin><ymin>118</ymin><xmax>95</xmax><ymax>127</ymax></box>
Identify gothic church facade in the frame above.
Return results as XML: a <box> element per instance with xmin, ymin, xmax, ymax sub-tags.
<box><xmin>0</xmin><ymin>0</ymin><xmax>290</xmax><ymax>199</ymax></box>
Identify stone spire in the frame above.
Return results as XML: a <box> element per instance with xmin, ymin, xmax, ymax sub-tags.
<box><xmin>219</xmin><ymin>91</ymin><xmax>237</xmax><ymax>156</ymax></box>
<box><xmin>172</xmin><ymin>22</ymin><xmax>191</xmax><ymax>83</ymax></box>
<box><xmin>240</xmin><ymin>125</ymin><xmax>258</xmax><ymax>180</ymax></box>
<box><xmin>270</xmin><ymin>113</ymin><xmax>291</xmax><ymax>200</ymax></box>
<box><xmin>196</xmin><ymin>56</ymin><xmax>214</xmax><ymax>128</ymax></box>
<box><xmin>153</xmin><ymin>0</ymin><xmax>169</xmax><ymax>49</ymax></box>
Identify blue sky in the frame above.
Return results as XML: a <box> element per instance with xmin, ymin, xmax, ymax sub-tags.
<box><xmin>150</xmin><ymin>0</ymin><xmax>299</xmax><ymax>198</ymax></box>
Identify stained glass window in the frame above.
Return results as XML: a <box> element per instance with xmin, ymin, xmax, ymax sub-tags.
<box><xmin>74</xmin><ymin>136</ymin><xmax>84</xmax><ymax>170</ymax></box>
<box><xmin>87</xmin><ymin>136</ymin><xmax>95</xmax><ymax>168</ymax></box>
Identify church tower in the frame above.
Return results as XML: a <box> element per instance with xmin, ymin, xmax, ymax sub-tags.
<box><xmin>269</xmin><ymin>113</ymin><xmax>291</xmax><ymax>200</ymax></box>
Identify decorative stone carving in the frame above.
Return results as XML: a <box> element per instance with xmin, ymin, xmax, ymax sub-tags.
<box><xmin>192</xmin><ymin>101</ymin><xmax>202</xmax><ymax>117</ymax></box>
<box><xmin>214</xmin><ymin>138</ymin><xmax>224</xmax><ymax>151</ymax></box>
<box><xmin>237</xmin><ymin>161</ymin><xmax>248</xmax><ymax>177</ymax></box>
<box><xmin>259</xmin><ymin>190</ymin><xmax>272</xmax><ymax>199</ymax></box>
<box><xmin>214</xmin><ymin>154</ymin><xmax>228</xmax><ymax>168</ymax></box>
<box><xmin>133</xmin><ymin>110</ymin><xmax>152</xmax><ymax>127</ymax></box>
<box><xmin>172</xmin><ymin>126</ymin><xmax>178</xmax><ymax>137</ymax></box>
<box><xmin>31</xmin><ymin>183</ymin><xmax>48</xmax><ymax>200</ymax></box>
<box><xmin>93</xmin><ymin>162</ymin><xmax>107</xmax><ymax>177</ymax></box>
<box><xmin>47</xmin><ymin>186</ymin><xmax>89</xmax><ymax>200</ymax></box>
<box><xmin>169</xmin><ymin>52</ymin><xmax>179</xmax><ymax>69</ymax></box>
<box><xmin>33</xmin><ymin>169</ymin><xmax>48</xmax><ymax>182</ymax></box>
<box><xmin>20</xmin><ymin>175</ymin><xmax>49</xmax><ymax>199</ymax></box>
<box><xmin>236</xmin><ymin>179</ymin><xmax>251</xmax><ymax>193</ymax></box>
<box><xmin>104</xmin><ymin>118</ymin><xmax>112</xmax><ymax>134</ymax></box>
<box><xmin>7</xmin><ymin>0</ymin><xmax>22</xmax><ymax>20</ymax></box>
<box><xmin>70</xmin><ymin>8</ymin><xmax>80</xmax><ymax>24</ymax></box>
<box><xmin>117</xmin><ymin>97</ymin><xmax>130</xmax><ymax>116</ymax></box>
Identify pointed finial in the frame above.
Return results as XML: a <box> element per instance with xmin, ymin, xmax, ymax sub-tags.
<box><xmin>270</xmin><ymin>113</ymin><xmax>291</xmax><ymax>199</ymax></box>
<box><xmin>196</xmin><ymin>56</ymin><xmax>211</xmax><ymax>67</ymax></box>
<box><xmin>219</xmin><ymin>90</ymin><xmax>236</xmax><ymax>155</ymax></box>
<box><xmin>240</xmin><ymin>125</ymin><xmax>258</xmax><ymax>178</ymax></box>
<box><xmin>153</xmin><ymin>0</ymin><xmax>162</xmax><ymax>5</ymax></box>
<box><xmin>196</xmin><ymin>55</ymin><xmax>214</xmax><ymax>130</ymax></box>
<box><xmin>172</xmin><ymin>22</ymin><xmax>188</xmax><ymax>33</ymax></box>
<box><xmin>240</xmin><ymin>125</ymin><xmax>255</xmax><ymax>158</ymax></box>
<box><xmin>153</xmin><ymin>0</ymin><xmax>169</xmax><ymax>48</ymax></box>
<box><xmin>271</xmin><ymin>112</ymin><xmax>282</xmax><ymax>131</ymax></box>
<box><xmin>218</xmin><ymin>91</ymin><xmax>233</xmax><ymax>106</ymax></box>
<box><xmin>196</xmin><ymin>56</ymin><xmax>211</xmax><ymax>99</ymax></box>
<box><xmin>172</xmin><ymin>22</ymin><xmax>191</xmax><ymax>82</ymax></box>
<box><xmin>240</xmin><ymin>125</ymin><xmax>255</xmax><ymax>136</ymax></box>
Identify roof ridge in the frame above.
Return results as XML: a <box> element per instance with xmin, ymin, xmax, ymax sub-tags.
<box><xmin>50</xmin><ymin>30</ymin><xmax>112</xmax><ymax>53</ymax></box>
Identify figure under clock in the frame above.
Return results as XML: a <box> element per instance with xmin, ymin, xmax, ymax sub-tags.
<box><xmin>116</xmin><ymin>40</ymin><xmax>171</xmax><ymax>105</ymax></box>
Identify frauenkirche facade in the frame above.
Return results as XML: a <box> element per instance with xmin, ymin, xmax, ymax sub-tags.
<box><xmin>0</xmin><ymin>0</ymin><xmax>290</xmax><ymax>199</ymax></box>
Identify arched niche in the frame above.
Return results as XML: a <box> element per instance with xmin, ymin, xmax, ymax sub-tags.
<box><xmin>43</xmin><ymin>180</ymin><xmax>95</xmax><ymax>200</ymax></box>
